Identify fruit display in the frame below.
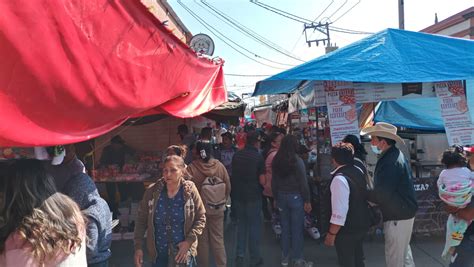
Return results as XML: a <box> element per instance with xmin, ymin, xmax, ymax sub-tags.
<box><xmin>0</xmin><ymin>147</ymin><xmax>36</xmax><ymax>160</ymax></box>
<box><xmin>93</xmin><ymin>152</ymin><xmax>161</xmax><ymax>182</ymax></box>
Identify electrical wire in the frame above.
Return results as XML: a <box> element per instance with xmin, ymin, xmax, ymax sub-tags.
<box><xmin>330</xmin><ymin>26</ymin><xmax>373</xmax><ymax>34</ymax></box>
<box><xmin>327</xmin><ymin>0</ymin><xmax>348</xmax><ymax>21</ymax></box>
<box><xmin>199</xmin><ymin>0</ymin><xmax>305</xmax><ymax>62</ymax></box>
<box><xmin>252</xmin><ymin>0</ymin><xmax>313</xmax><ymax>23</ymax></box>
<box><xmin>313</xmin><ymin>0</ymin><xmax>335</xmax><ymax>22</ymax></box>
<box><xmin>182</xmin><ymin>1</ymin><xmax>295</xmax><ymax>67</ymax></box>
<box><xmin>331</xmin><ymin>0</ymin><xmax>361</xmax><ymax>23</ymax></box>
<box><xmin>250</xmin><ymin>0</ymin><xmax>310</xmax><ymax>24</ymax></box>
<box><xmin>177</xmin><ymin>1</ymin><xmax>291</xmax><ymax>69</ymax></box>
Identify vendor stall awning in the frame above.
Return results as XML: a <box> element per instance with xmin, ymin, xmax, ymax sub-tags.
<box><xmin>0</xmin><ymin>0</ymin><xmax>226</xmax><ymax>147</ymax></box>
<box><xmin>253</xmin><ymin>28</ymin><xmax>474</xmax><ymax>96</ymax></box>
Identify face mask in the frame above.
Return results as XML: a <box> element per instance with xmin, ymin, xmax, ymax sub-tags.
<box><xmin>371</xmin><ymin>145</ymin><xmax>382</xmax><ymax>155</ymax></box>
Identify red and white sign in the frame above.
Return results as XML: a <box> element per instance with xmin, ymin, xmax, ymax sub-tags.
<box><xmin>435</xmin><ymin>81</ymin><xmax>474</xmax><ymax>146</ymax></box>
<box><xmin>324</xmin><ymin>81</ymin><xmax>360</xmax><ymax>144</ymax></box>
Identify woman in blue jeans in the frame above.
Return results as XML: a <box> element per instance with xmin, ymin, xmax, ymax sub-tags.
<box><xmin>272</xmin><ymin>135</ymin><xmax>313</xmax><ymax>267</ymax></box>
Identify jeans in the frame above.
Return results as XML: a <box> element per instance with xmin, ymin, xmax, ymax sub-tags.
<box><xmin>335</xmin><ymin>231</ymin><xmax>366</xmax><ymax>267</ymax></box>
<box><xmin>88</xmin><ymin>260</ymin><xmax>109</xmax><ymax>267</ymax></box>
<box><xmin>450</xmin><ymin>234</ymin><xmax>474</xmax><ymax>267</ymax></box>
<box><xmin>235</xmin><ymin>199</ymin><xmax>263</xmax><ymax>264</ymax></box>
<box><xmin>277</xmin><ymin>192</ymin><xmax>305</xmax><ymax>261</ymax></box>
<box><xmin>153</xmin><ymin>250</ymin><xmax>196</xmax><ymax>267</ymax></box>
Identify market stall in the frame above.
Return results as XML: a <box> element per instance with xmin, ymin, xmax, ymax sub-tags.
<box><xmin>252</xmin><ymin>28</ymin><xmax>474</xmax><ymax>235</ymax></box>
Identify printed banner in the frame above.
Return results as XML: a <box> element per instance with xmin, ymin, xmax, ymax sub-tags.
<box><xmin>312</xmin><ymin>81</ymin><xmax>436</xmax><ymax>107</ymax></box>
<box><xmin>324</xmin><ymin>81</ymin><xmax>360</xmax><ymax>144</ymax></box>
<box><xmin>435</xmin><ymin>81</ymin><xmax>474</xmax><ymax>146</ymax></box>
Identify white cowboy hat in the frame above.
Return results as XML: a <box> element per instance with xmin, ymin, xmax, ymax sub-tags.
<box><xmin>360</xmin><ymin>122</ymin><xmax>404</xmax><ymax>144</ymax></box>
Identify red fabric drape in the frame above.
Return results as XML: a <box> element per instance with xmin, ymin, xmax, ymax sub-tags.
<box><xmin>0</xmin><ymin>0</ymin><xmax>226</xmax><ymax>146</ymax></box>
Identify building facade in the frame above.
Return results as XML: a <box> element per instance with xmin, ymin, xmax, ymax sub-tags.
<box><xmin>421</xmin><ymin>6</ymin><xmax>474</xmax><ymax>39</ymax></box>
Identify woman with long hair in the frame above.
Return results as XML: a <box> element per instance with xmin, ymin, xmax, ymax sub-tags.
<box><xmin>187</xmin><ymin>141</ymin><xmax>230</xmax><ymax>267</ymax></box>
<box><xmin>0</xmin><ymin>159</ymin><xmax>86</xmax><ymax>266</ymax></box>
<box><xmin>272</xmin><ymin>135</ymin><xmax>312</xmax><ymax>267</ymax></box>
<box><xmin>134</xmin><ymin>155</ymin><xmax>206</xmax><ymax>267</ymax></box>
<box><xmin>262</xmin><ymin>132</ymin><xmax>284</xmax><ymax>221</ymax></box>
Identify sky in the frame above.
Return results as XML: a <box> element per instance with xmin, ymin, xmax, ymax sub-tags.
<box><xmin>168</xmin><ymin>0</ymin><xmax>473</xmax><ymax>99</ymax></box>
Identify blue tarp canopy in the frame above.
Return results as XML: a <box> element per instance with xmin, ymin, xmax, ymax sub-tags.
<box><xmin>253</xmin><ymin>28</ymin><xmax>474</xmax><ymax>96</ymax></box>
<box><xmin>375</xmin><ymin>98</ymin><xmax>445</xmax><ymax>131</ymax></box>
<box><xmin>374</xmin><ymin>82</ymin><xmax>474</xmax><ymax>131</ymax></box>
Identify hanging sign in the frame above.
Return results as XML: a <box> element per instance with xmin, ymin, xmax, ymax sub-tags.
<box><xmin>312</xmin><ymin>81</ymin><xmax>436</xmax><ymax>107</ymax></box>
<box><xmin>435</xmin><ymin>81</ymin><xmax>474</xmax><ymax>146</ymax></box>
<box><xmin>189</xmin><ymin>33</ymin><xmax>215</xmax><ymax>56</ymax></box>
<box><xmin>324</xmin><ymin>81</ymin><xmax>360</xmax><ymax>144</ymax></box>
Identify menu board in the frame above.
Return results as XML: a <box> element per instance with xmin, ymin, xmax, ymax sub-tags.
<box><xmin>435</xmin><ymin>81</ymin><xmax>474</xmax><ymax>146</ymax></box>
<box><xmin>324</xmin><ymin>81</ymin><xmax>360</xmax><ymax>144</ymax></box>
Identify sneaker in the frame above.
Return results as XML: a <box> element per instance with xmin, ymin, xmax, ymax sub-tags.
<box><xmin>281</xmin><ymin>255</ymin><xmax>289</xmax><ymax>267</ymax></box>
<box><xmin>293</xmin><ymin>259</ymin><xmax>313</xmax><ymax>267</ymax></box>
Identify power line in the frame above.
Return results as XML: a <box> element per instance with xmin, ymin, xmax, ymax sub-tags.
<box><xmin>182</xmin><ymin>1</ymin><xmax>296</xmax><ymax>67</ymax></box>
<box><xmin>330</xmin><ymin>26</ymin><xmax>373</xmax><ymax>34</ymax></box>
<box><xmin>177</xmin><ymin>1</ymin><xmax>290</xmax><ymax>69</ymax></box>
<box><xmin>313</xmin><ymin>0</ymin><xmax>335</xmax><ymax>22</ymax></box>
<box><xmin>327</xmin><ymin>0</ymin><xmax>348</xmax><ymax>21</ymax></box>
<box><xmin>252</xmin><ymin>0</ymin><xmax>313</xmax><ymax>24</ymax></box>
<box><xmin>250</xmin><ymin>0</ymin><xmax>310</xmax><ymax>24</ymax></box>
<box><xmin>198</xmin><ymin>0</ymin><xmax>305</xmax><ymax>62</ymax></box>
<box><xmin>331</xmin><ymin>0</ymin><xmax>361</xmax><ymax>23</ymax></box>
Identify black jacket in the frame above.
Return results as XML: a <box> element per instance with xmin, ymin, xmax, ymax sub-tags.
<box><xmin>367</xmin><ymin>146</ymin><xmax>418</xmax><ymax>221</ymax></box>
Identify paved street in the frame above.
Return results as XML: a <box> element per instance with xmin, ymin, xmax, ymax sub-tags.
<box><xmin>110</xmin><ymin>221</ymin><xmax>449</xmax><ymax>267</ymax></box>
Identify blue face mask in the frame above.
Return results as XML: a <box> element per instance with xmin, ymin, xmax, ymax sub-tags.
<box><xmin>371</xmin><ymin>145</ymin><xmax>382</xmax><ymax>155</ymax></box>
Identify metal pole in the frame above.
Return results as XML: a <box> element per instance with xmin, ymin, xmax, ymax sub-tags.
<box><xmin>398</xmin><ymin>0</ymin><xmax>405</xmax><ymax>29</ymax></box>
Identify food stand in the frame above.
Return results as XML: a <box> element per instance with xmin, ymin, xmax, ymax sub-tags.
<box><xmin>252</xmin><ymin>28</ymin><xmax>474</xmax><ymax>235</ymax></box>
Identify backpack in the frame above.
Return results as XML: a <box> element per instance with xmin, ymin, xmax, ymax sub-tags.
<box><xmin>201</xmin><ymin>176</ymin><xmax>227</xmax><ymax>216</ymax></box>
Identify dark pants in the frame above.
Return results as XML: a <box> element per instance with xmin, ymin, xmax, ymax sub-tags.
<box><xmin>106</xmin><ymin>182</ymin><xmax>129</xmax><ymax>218</ymax></box>
<box><xmin>235</xmin><ymin>199</ymin><xmax>262</xmax><ymax>265</ymax></box>
<box><xmin>335</xmin><ymin>231</ymin><xmax>366</xmax><ymax>267</ymax></box>
<box><xmin>88</xmin><ymin>260</ymin><xmax>109</xmax><ymax>267</ymax></box>
<box><xmin>450</xmin><ymin>234</ymin><xmax>474</xmax><ymax>267</ymax></box>
<box><xmin>262</xmin><ymin>195</ymin><xmax>274</xmax><ymax>220</ymax></box>
<box><xmin>277</xmin><ymin>192</ymin><xmax>305</xmax><ymax>260</ymax></box>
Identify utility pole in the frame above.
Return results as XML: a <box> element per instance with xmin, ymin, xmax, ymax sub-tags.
<box><xmin>398</xmin><ymin>0</ymin><xmax>405</xmax><ymax>29</ymax></box>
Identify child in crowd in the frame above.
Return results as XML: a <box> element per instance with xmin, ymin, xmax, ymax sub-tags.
<box><xmin>438</xmin><ymin>146</ymin><xmax>474</xmax><ymax>259</ymax></box>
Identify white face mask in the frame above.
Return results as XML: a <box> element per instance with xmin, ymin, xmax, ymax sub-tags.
<box><xmin>371</xmin><ymin>145</ymin><xmax>382</xmax><ymax>155</ymax></box>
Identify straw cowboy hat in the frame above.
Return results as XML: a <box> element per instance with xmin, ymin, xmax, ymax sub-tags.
<box><xmin>360</xmin><ymin>122</ymin><xmax>404</xmax><ymax>144</ymax></box>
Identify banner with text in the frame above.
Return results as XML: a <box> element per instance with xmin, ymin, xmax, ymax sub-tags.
<box><xmin>435</xmin><ymin>81</ymin><xmax>474</xmax><ymax>146</ymax></box>
<box><xmin>325</xmin><ymin>81</ymin><xmax>360</xmax><ymax>144</ymax></box>
<box><xmin>313</xmin><ymin>81</ymin><xmax>436</xmax><ymax>107</ymax></box>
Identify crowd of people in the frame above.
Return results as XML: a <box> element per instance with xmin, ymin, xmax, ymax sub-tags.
<box><xmin>1</xmin><ymin>121</ymin><xmax>474</xmax><ymax>267</ymax></box>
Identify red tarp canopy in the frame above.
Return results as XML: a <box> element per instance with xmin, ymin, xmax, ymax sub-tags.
<box><xmin>0</xmin><ymin>0</ymin><xmax>227</xmax><ymax>147</ymax></box>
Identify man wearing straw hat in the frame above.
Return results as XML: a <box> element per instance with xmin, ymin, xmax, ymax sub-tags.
<box><xmin>361</xmin><ymin>122</ymin><xmax>418</xmax><ymax>267</ymax></box>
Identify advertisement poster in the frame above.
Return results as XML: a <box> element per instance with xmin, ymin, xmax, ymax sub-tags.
<box><xmin>313</xmin><ymin>81</ymin><xmax>436</xmax><ymax>107</ymax></box>
<box><xmin>435</xmin><ymin>81</ymin><xmax>474</xmax><ymax>146</ymax></box>
<box><xmin>324</xmin><ymin>81</ymin><xmax>360</xmax><ymax>144</ymax></box>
